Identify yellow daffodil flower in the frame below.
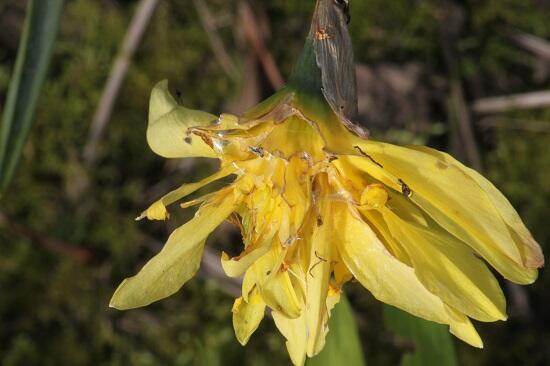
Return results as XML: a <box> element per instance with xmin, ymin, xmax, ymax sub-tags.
<box><xmin>110</xmin><ymin>2</ymin><xmax>543</xmax><ymax>364</ymax></box>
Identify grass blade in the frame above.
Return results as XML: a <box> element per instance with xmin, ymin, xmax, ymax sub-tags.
<box><xmin>0</xmin><ymin>0</ymin><xmax>64</xmax><ymax>196</ymax></box>
<box><xmin>307</xmin><ymin>296</ymin><xmax>367</xmax><ymax>366</ymax></box>
<box><xmin>384</xmin><ymin>305</ymin><xmax>458</xmax><ymax>366</ymax></box>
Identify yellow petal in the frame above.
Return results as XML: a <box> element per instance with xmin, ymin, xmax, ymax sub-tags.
<box><xmin>241</xmin><ymin>270</ymin><xmax>256</xmax><ymax>303</ymax></box>
<box><xmin>333</xmin><ymin>256</ymin><xmax>353</xmax><ymax>286</ymax></box>
<box><xmin>251</xmin><ymin>246</ymin><xmax>302</xmax><ymax>319</ymax></box>
<box><xmin>284</xmin><ymin>156</ymin><xmax>312</xmax><ymax>238</ymax></box>
<box><xmin>354</xmin><ymin>141</ymin><xmax>539</xmax><ymax>284</ymax></box>
<box><xmin>139</xmin><ymin>165</ymin><xmax>235</xmax><ymax>221</ymax></box>
<box><xmin>259</xmin><ymin>116</ymin><xmax>326</xmax><ymax>161</ymax></box>
<box><xmin>360</xmin><ymin>209</ymin><xmax>412</xmax><ymax>266</ymax></box>
<box><xmin>411</xmin><ymin>146</ymin><xmax>543</xmax><ymax>269</ymax></box>
<box><xmin>141</xmin><ymin>200</ymin><xmax>170</xmax><ymax>221</ymax></box>
<box><xmin>360</xmin><ymin>183</ymin><xmax>388</xmax><ymax>209</ymax></box>
<box><xmin>416</xmin><ymin>194</ymin><xmax>537</xmax><ymax>284</ymax></box>
<box><xmin>277</xmin><ymin>203</ymin><xmax>292</xmax><ymax>245</ymax></box>
<box><xmin>335</xmin><ymin>202</ymin><xmax>482</xmax><ymax>347</ymax></box>
<box><xmin>222</xmin><ymin>191</ymin><xmax>285</xmax><ymax>278</ymax></box>
<box><xmin>147</xmin><ymin>80</ymin><xmax>217</xmax><ymax>158</ymax></box>
<box><xmin>446</xmin><ymin>306</ymin><xmax>484</xmax><ymax>348</ymax></box>
<box><xmin>232</xmin><ymin>289</ymin><xmax>265</xmax><ymax>345</ymax></box>
<box><xmin>261</xmin><ymin>271</ymin><xmax>302</xmax><ymax>319</ymax></box>
<box><xmin>381</xmin><ymin>208</ymin><xmax>506</xmax><ymax>322</ymax></box>
<box><xmin>272</xmin><ymin>310</ymin><xmax>307</xmax><ymax>366</ymax></box>
<box><xmin>221</xmin><ymin>235</ymin><xmax>273</xmax><ymax>278</ymax></box>
<box><xmin>305</xmin><ymin>194</ymin><xmax>333</xmax><ymax>356</ymax></box>
<box><xmin>311</xmin><ymin>286</ymin><xmax>342</xmax><ymax>356</ymax></box>
<box><xmin>110</xmin><ymin>193</ymin><xmax>236</xmax><ymax>309</ymax></box>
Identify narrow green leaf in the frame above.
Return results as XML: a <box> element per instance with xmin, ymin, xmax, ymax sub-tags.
<box><xmin>0</xmin><ymin>0</ymin><xmax>64</xmax><ymax>196</ymax></box>
<box><xmin>384</xmin><ymin>305</ymin><xmax>458</xmax><ymax>366</ymax></box>
<box><xmin>307</xmin><ymin>296</ymin><xmax>366</xmax><ymax>366</ymax></box>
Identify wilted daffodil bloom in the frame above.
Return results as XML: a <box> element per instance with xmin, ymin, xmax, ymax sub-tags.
<box><xmin>110</xmin><ymin>2</ymin><xmax>543</xmax><ymax>365</ymax></box>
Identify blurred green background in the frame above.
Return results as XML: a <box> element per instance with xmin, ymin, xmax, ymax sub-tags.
<box><xmin>0</xmin><ymin>0</ymin><xmax>549</xmax><ymax>365</ymax></box>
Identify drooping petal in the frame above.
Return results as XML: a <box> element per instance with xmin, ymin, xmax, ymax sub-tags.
<box><xmin>380</xmin><ymin>207</ymin><xmax>507</xmax><ymax>322</ymax></box>
<box><xmin>446</xmin><ymin>306</ymin><xmax>484</xmax><ymax>348</ymax></box>
<box><xmin>360</xmin><ymin>209</ymin><xmax>412</xmax><ymax>266</ymax></box>
<box><xmin>139</xmin><ymin>165</ymin><xmax>235</xmax><ymax>221</ymax></box>
<box><xmin>284</xmin><ymin>155</ymin><xmax>312</xmax><ymax>239</ymax></box>
<box><xmin>305</xmin><ymin>195</ymin><xmax>334</xmax><ymax>356</ymax></box>
<box><xmin>413</xmin><ymin>193</ymin><xmax>538</xmax><ymax>285</ymax></box>
<box><xmin>221</xmin><ymin>229</ymin><xmax>275</xmax><ymax>278</ymax></box>
<box><xmin>353</xmin><ymin>140</ymin><xmax>541</xmax><ymax>284</ymax></box>
<box><xmin>410</xmin><ymin>145</ymin><xmax>544</xmax><ymax>269</ymax></box>
<box><xmin>232</xmin><ymin>289</ymin><xmax>266</xmax><ymax>345</ymax></box>
<box><xmin>262</xmin><ymin>272</ymin><xmax>302</xmax><ymax>319</ymax></box>
<box><xmin>147</xmin><ymin>80</ymin><xmax>218</xmax><ymax>158</ymax></box>
<box><xmin>222</xmin><ymin>186</ymin><xmax>285</xmax><ymax>278</ymax></box>
<box><xmin>335</xmin><ymin>202</ymin><xmax>483</xmax><ymax>347</ymax></box>
<box><xmin>310</xmin><ymin>285</ymin><xmax>342</xmax><ymax>356</ymax></box>
<box><xmin>250</xmin><ymin>246</ymin><xmax>302</xmax><ymax>319</ymax></box>
<box><xmin>272</xmin><ymin>287</ymin><xmax>342</xmax><ymax>366</ymax></box>
<box><xmin>109</xmin><ymin>192</ymin><xmax>237</xmax><ymax>309</ymax></box>
<box><xmin>273</xmin><ymin>310</ymin><xmax>307</xmax><ymax>366</ymax></box>
<box><xmin>241</xmin><ymin>269</ymin><xmax>256</xmax><ymax>303</ymax></box>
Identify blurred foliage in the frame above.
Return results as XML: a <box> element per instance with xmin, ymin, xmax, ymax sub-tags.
<box><xmin>0</xmin><ymin>0</ymin><xmax>549</xmax><ymax>365</ymax></box>
<box><xmin>384</xmin><ymin>306</ymin><xmax>457</xmax><ymax>366</ymax></box>
<box><xmin>0</xmin><ymin>0</ymin><xmax>63</xmax><ymax>194</ymax></box>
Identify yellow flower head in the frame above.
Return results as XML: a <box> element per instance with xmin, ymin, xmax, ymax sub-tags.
<box><xmin>110</xmin><ymin>2</ymin><xmax>544</xmax><ymax>365</ymax></box>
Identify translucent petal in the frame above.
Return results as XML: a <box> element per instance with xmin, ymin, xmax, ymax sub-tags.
<box><xmin>251</xmin><ymin>246</ymin><xmax>302</xmax><ymax>319</ymax></box>
<box><xmin>410</xmin><ymin>145</ymin><xmax>543</xmax><ymax>269</ymax></box>
<box><xmin>446</xmin><ymin>306</ymin><xmax>484</xmax><ymax>348</ymax></box>
<box><xmin>139</xmin><ymin>165</ymin><xmax>235</xmax><ymax>221</ymax></box>
<box><xmin>109</xmin><ymin>193</ymin><xmax>237</xmax><ymax>309</ymax></box>
<box><xmin>305</xmin><ymin>195</ymin><xmax>333</xmax><ymax>356</ymax></box>
<box><xmin>360</xmin><ymin>209</ymin><xmax>412</xmax><ymax>266</ymax></box>
<box><xmin>241</xmin><ymin>270</ymin><xmax>255</xmax><ymax>303</ymax></box>
<box><xmin>312</xmin><ymin>286</ymin><xmax>342</xmax><ymax>356</ymax></box>
<box><xmin>232</xmin><ymin>289</ymin><xmax>265</xmax><ymax>345</ymax></box>
<box><xmin>147</xmin><ymin>80</ymin><xmax>217</xmax><ymax>158</ymax></box>
<box><xmin>261</xmin><ymin>271</ymin><xmax>302</xmax><ymax>319</ymax></box>
<box><xmin>381</xmin><ymin>208</ymin><xmax>506</xmax><ymax>322</ymax></box>
<box><xmin>353</xmin><ymin>141</ymin><xmax>540</xmax><ymax>284</ymax></box>
<box><xmin>414</xmin><ymin>194</ymin><xmax>538</xmax><ymax>284</ymax></box>
<box><xmin>273</xmin><ymin>310</ymin><xmax>307</xmax><ymax>366</ymax></box>
<box><xmin>283</xmin><ymin>155</ymin><xmax>312</xmax><ymax>237</ymax></box>
<box><xmin>221</xmin><ymin>227</ymin><xmax>275</xmax><ymax>278</ymax></box>
<box><xmin>335</xmin><ymin>202</ymin><xmax>482</xmax><ymax>347</ymax></box>
<box><xmin>259</xmin><ymin>116</ymin><xmax>326</xmax><ymax>161</ymax></box>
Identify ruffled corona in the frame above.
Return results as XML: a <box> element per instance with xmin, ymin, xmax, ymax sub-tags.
<box><xmin>110</xmin><ymin>80</ymin><xmax>543</xmax><ymax>365</ymax></box>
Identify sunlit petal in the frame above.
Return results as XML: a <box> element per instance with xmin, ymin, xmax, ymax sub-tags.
<box><xmin>139</xmin><ymin>165</ymin><xmax>235</xmax><ymax>221</ymax></box>
<box><xmin>147</xmin><ymin>80</ymin><xmax>217</xmax><ymax>158</ymax></box>
<box><xmin>354</xmin><ymin>140</ymin><xmax>541</xmax><ymax>283</ymax></box>
<box><xmin>232</xmin><ymin>289</ymin><xmax>266</xmax><ymax>345</ymax></box>
<box><xmin>336</xmin><ymin>202</ymin><xmax>483</xmax><ymax>347</ymax></box>
<box><xmin>110</xmin><ymin>192</ymin><xmax>237</xmax><ymax>309</ymax></box>
<box><xmin>381</xmin><ymin>208</ymin><xmax>506</xmax><ymax>322</ymax></box>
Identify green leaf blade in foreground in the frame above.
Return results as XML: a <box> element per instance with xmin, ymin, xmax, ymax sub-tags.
<box><xmin>0</xmin><ymin>0</ymin><xmax>64</xmax><ymax>196</ymax></box>
<box><xmin>384</xmin><ymin>305</ymin><xmax>458</xmax><ymax>366</ymax></box>
<box><xmin>307</xmin><ymin>296</ymin><xmax>366</xmax><ymax>366</ymax></box>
